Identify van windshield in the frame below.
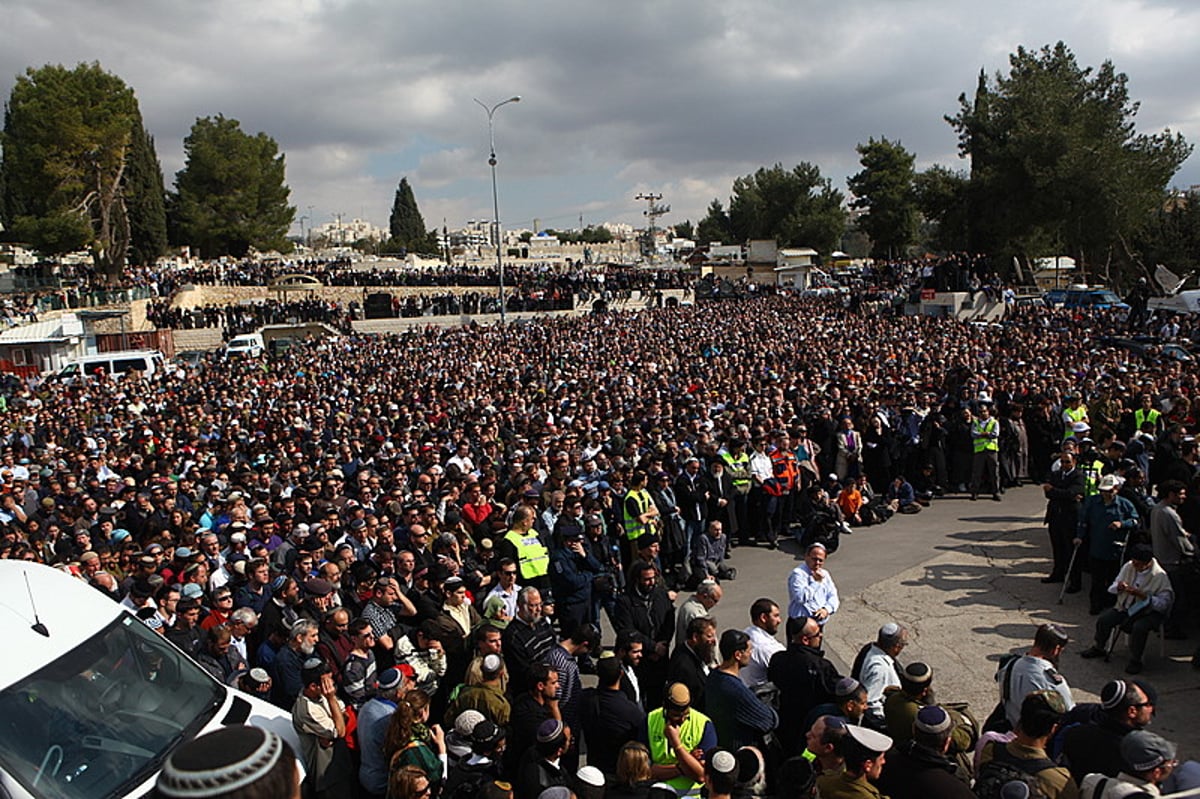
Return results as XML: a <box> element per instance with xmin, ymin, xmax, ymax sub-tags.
<box><xmin>0</xmin><ymin>615</ymin><xmax>223</xmax><ymax>799</ymax></box>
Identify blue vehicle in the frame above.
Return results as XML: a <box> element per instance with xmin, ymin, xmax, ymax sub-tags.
<box><xmin>1043</xmin><ymin>285</ymin><xmax>1129</xmax><ymax>311</ymax></box>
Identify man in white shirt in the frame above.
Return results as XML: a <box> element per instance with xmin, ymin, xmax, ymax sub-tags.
<box><xmin>748</xmin><ymin>438</ymin><xmax>775</xmax><ymax>547</ymax></box>
<box><xmin>741</xmin><ymin>598</ymin><xmax>784</xmax><ymax>688</ymax></box>
<box><xmin>485</xmin><ymin>557</ymin><xmax>522</xmax><ymax>619</ymax></box>
<box><xmin>787</xmin><ymin>543</ymin><xmax>839</xmax><ymax>624</ymax></box>
<box><xmin>855</xmin><ymin>622</ymin><xmax>907</xmax><ymax>728</ymax></box>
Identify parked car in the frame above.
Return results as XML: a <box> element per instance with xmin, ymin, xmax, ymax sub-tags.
<box><xmin>172</xmin><ymin>350</ymin><xmax>210</xmax><ymax>371</ymax></box>
<box><xmin>1043</xmin><ymin>285</ymin><xmax>1129</xmax><ymax>310</ymax></box>
<box><xmin>222</xmin><ymin>332</ymin><xmax>265</xmax><ymax>359</ymax></box>
<box><xmin>1095</xmin><ymin>336</ymin><xmax>1194</xmax><ymax>362</ymax></box>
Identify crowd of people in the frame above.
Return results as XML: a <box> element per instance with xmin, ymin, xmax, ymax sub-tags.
<box><xmin>1</xmin><ymin>278</ymin><xmax>1199</xmax><ymax>798</ymax></box>
<box><xmin>145</xmin><ymin>297</ymin><xmax>358</xmax><ymax>336</ymax></box>
<box><xmin>143</xmin><ymin>258</ymin><xmax>691</xmax><ymax>296</ymax></box>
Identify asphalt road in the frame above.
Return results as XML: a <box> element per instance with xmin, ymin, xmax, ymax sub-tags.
<box><xmin>705</xmin><ymin>484</ymin><xmax>1200</xmax><ymax>759</ymax></box>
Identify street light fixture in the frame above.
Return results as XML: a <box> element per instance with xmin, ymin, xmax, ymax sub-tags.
<box><xmin>474</xmin><ymin>95</ymin><xmax>521</xmax><ymax>323</ymax></box>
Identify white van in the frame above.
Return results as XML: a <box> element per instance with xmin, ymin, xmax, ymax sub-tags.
<box><xmin>0</xmin><ymin>562</ymin><xmax>301</xmax><ymax>799</ymax></box>
<box><xmin>55</xmin><ymin>349</ymin><xmax>165</xmax><ymax>383</ymax></box>
<box><xmin>223</xmin><ymin>333</ymin><xmax>265</xmax><ymax>359</ymax></box>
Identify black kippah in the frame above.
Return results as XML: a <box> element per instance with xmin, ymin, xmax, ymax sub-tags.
<box><xmin>156</xmin><ymin>726</ymin><xmax>284</xmax><ymax>797</ymax></box>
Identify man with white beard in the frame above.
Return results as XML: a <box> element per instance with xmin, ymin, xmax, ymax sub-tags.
<box><xmin>271</xmin><ymin>618</ymin><xmax>320</xmax><ymax>709</ymax></box>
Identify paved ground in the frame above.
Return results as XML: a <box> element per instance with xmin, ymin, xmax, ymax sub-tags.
<box><xmin>704</xmin><ymin>484</ymin><xmax>1200</xmax><ymax>757</ymax></box>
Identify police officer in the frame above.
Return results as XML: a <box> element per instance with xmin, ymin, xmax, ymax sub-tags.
<box><xmin>622</xmin><ymin>470</ymin><xmax>659</xmax><ymax>565</ymax></box>
<box><xmin>996</xmin><ymin>624</ymin><xmax>1074</xmax><ymax>731</ymax></box>
<box><xmin>549</xmin><ymin>519</ymin><xmax>603</xmax><ymax>633</ymax></box>
<box><xmin>496</xmin><ymin>505</ymin><xmax>553</xmax><ymax>608</ymax></box>
<box><xmin>971</xmin><ymin>401</ymin><xmax>1002</xmax><ymax>502</ymax></box>
<box><xmin>718</xmin><ymin>438</ymin><xmax>751</xmax><ymax>546</ymax></box>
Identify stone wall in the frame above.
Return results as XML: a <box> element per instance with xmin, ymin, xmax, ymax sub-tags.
<box><xmin>169</xmin><ymin>284</ymin><xmax>494</xmax><ymax>308</ymax></box>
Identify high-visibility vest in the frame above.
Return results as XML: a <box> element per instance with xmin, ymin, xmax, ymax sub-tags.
<box><xmin>648</xmin><ymin>706</ymin><xmax>712</xmax><ymax>795</ymax></box>
<box><xmin>1063</xmin><ymin>405</ymin><xmax>1088</xmax><ymax>439</ymax></box>
<box><xmin>504</xmin><ymin>529</ymin><xmax>549</xmax><ymax>579</ymax></box>
<box><xmin>972</xmin><ymin>418</ymin><xmax>999</xmax><ymax>453</ymax></box>
<box><xmin>770</xmin><ymin>448</ymin><xmax>799</xmax><ymax>491</ymax></box>
<box><xmin>1134</xmin><ymin>408</ymin><xmax>1161</xmax><ymax>431</ymax></box>
<box><xmin>623</xmin><ymin>488</ymin><xmax>653</xmax><ymax>542</ymax></box>
<box><xmin>720</xmin><ymin>450</ymin><xmax>751</xmax><ymax>494</ymax></box>
<box><xmin>1081</xmin><ymin>458</ymin><xmax>1106</xmax><ymax>497</ymax></box>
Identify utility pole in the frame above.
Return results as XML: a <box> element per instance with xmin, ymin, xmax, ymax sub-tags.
<box><xmin>636</xmin><ymin>193</ymin><xmax>669</xmax><ymax>265</ymax></box>
<box><xmin>306</xmin><ymin>206</ymin><xmax>314</xmax><ymax>249</ymax></box>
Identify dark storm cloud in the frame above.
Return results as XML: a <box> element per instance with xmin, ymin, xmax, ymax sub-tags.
<box><xmin>2</xmin><ymin>0</ymin><xmax>1197</xmax><ymax>229</ymax></box>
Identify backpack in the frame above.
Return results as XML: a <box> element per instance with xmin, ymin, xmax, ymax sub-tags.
<box><xmin>850</xmin><ymin>642</ymin><xmax>873</xmax><ymax>681</ymax></box>
<box><xmin>973</xmin><ymin>742</ymin><xmax>1050</xmax><ymax>799</ymax></box>
<box><xmin>980</xmin><ymin>653</ymin><xmax>1021</xmax><ymax>734</ymax></box>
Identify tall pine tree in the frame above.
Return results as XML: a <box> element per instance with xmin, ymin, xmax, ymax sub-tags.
<box><xmin>125</xmin><ymin>117</ymin><xmax>168</xmax><ymax>266</ymax></box>
<box><xmin>169</xmin><ymin>115</ymin><xmax>294</xmax><ymax>257</ymax></box>
<box><xmin>1</xmin><ymin>62</ymin><xmax>141</xmax><ymax>281</ymax></box>
<box><xmin>388</xmin><ymin>177</ymin><xmax>428</xmax><ymax>251</ymax></box>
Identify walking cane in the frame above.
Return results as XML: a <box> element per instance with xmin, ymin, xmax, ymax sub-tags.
<box><xmin>1058</xmin><ymin>540</ymin><xmax>1081</xmax><ymax>605</ymax></box>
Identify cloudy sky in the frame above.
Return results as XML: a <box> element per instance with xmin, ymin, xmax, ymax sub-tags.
<box><xmin>3</xmin><ymin>0</ymin><xmax>1199</xmax><ymax>238</ymax></box>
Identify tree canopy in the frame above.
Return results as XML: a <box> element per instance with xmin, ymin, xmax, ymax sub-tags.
<box><xmin>727</xmin><ymin>163</ymin><xmax>846</xmax><ymax>254</ymax></box>
<box><xmin>696</xmin><ymin>199</ymin><xmax>733</xmax><ymax>245</ymax></box>
<box><xmin>125</xmin><ymin>118</ymin><xmax>168</xmax><ymax>266</ymax></box>
<box><xmin>948</xmin><ymin>41</ymin><xmax>1191</xmax><ymax>271</ymax></box>
<box><xmin>913</xmin><ymin>164</ymin><xmax>970</xmax><ymax>254</ymax></box>
<box><xmin>169</xmin><ymin>114</ymin><xmax>294</xmax><ymax>257</ymax></box>
<box><xmin>0</xmin><ymin>62</ymin><xmax>164</xmax><ymax>280</ymax></box>
<box><xmin>388</xmin><ymin>177</ymin><xmax>426</xmax><ymax>249</ymax></box>
<box><xmin>848</xmin><ymin>137</ymin><xmax>919</xmax><ymax>258</ymax></box>
<box><xmin>544</xmin><ymin>226</ymin><xmax>613</xmax><ymax>244</ymax></box>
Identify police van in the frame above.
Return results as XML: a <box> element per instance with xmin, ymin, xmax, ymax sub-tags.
<box><xmin>0</xmin><ymin>561</ymin><xmax>300</xmax><ymax>798</ymax></box>
<box><xmin>54</xmin><ymin>350</ymin><xmax>166</xmax><ymax>384</ymax></box>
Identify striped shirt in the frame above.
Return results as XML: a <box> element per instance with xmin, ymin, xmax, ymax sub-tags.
<box><xmin>543</xmin><ymin>644</ymin><xmax>582</xmax><ymax>732</ymax></box>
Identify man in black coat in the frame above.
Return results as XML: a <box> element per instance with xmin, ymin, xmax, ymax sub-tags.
<box><xmin>876</xmin><ymin>705</ymin><xmax>974</xmax><ymax>799</ymax></box>
<box><xmin>666</xmin><ymin>616</ymin><xmax>716</xmax><ymax>712</ymax></box>
<box><xmin>674</xmin><ymin>457</ymin><xmax>710</xmax><ymax>549</ymax></box>
<box><xmin>767</xmin><ymin>615</ymin><xmax>841</xmax><ymax>756</ymax></box>
<box><xmin>1041</xmin><ymin>451</ymin><xmax>1086</xmax><ymax>588</ymax></box>
<box><xmin>612</xmin><ymin>560</ymin><xmax>675</xmax><ymax>710</ymax></box>
<box><xmin>703</xmin><ymin>459</ymin><xmax>738</xmax><ymax>543</ymax></box>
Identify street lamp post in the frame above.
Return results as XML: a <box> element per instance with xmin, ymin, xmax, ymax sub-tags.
<box><xmin>475</xmin><ymin>95</ymin><xmax>520</xmax><ymax>323</ymax></box>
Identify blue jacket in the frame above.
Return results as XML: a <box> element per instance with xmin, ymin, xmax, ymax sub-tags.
<box><xmin>1077</xmin><ymin>494</ymin><xmax>1138</xmax><ymax>561</ymax></box>
<box><xmin>549</xmin><ymin>545</ymin><xmax>603</xmax><ymax>607</ymax></box>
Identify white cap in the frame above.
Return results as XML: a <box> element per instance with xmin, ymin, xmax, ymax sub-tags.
<box><xmin>846</xmin><ymin>725</ymin><xmax>893</xmax><ymax>754</ymax></box>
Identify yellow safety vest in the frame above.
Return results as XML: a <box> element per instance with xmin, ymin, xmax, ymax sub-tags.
<box><xmin>504</xmin><ymin>529</ymin><xmax>549</xmax><ymax>579</ymax></box>
<box><xmin>648</xmin><ymin>707</ymin><xmax>712</xmax><ymax>794</ymax></box>
<box><xmin>972</xmin><ymin>418</ymin><xmax>999</xmax><ymax>453</ymax></box>
<box><xmin>1081</xmin><ymin>459</ymin><xmax>1106</xmax><ymax>497</ymax></box>
<box><xmin>623</xmin><ymin>488</ymin><xmax>654</xmax><ymax>542</ymax></box>
<box><xmin>1134</xmin><ymin>408</ymin><xmax>1160</xmax><ymax>431</ymax></box>
<box><xmin>720</xmin><ymin>450</ymin><xmax>751</xmax><ymax>494</ymax></box>
<box><xmin>1063</xmin><ymin>405</ymin><xmax>1088</xmax><ymax>439</ymax></box>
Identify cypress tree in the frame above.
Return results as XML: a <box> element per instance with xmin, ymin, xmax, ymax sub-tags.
<box><xmin>126</xmin><ymin>117</ymin><xmax>168</xmax><ymax>266</ymax></box>
<box><xmin>388</xmin><ymin>177</ymin><xmax>427</xmax><ymax>249</ymax></box>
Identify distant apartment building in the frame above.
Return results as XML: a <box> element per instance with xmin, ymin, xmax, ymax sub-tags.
<box><xmin>312</xmin><ymin>218</ymin><xmax>388</xmax><ymax>244</ymax></box>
